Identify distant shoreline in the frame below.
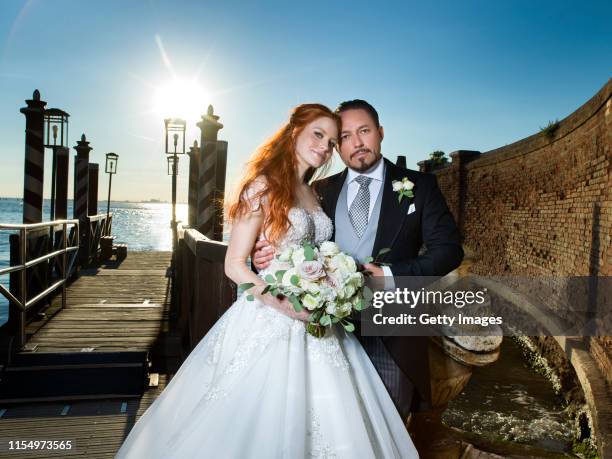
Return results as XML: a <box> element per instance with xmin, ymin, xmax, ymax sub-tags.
<box><xmin>0</xmin><ymin>197</ymin><xmax>187</xmax><ymax>205</ymax></box>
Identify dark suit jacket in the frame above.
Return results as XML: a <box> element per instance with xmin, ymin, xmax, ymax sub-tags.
<box><xmin>313</xmin><ymin>158</ymin><xmax>464</xmax><ymax>406</ymax></box>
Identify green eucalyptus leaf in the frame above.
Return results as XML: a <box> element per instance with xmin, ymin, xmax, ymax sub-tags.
<box><xmin>364</xmin><ymin>256</ymin><xmax>374</xmax><ymax>264</ymax></box>
<box><xmin>342</xmin><ymin>320</ymin><xmax>355</xmax><ymax>332</ymax></box>
<box><xmin>275</xmin><ymin>270</ymin><xmax>287</xmax><ymax>282</ymax></box>
<box><xmin>238</xmin><ymin>282</ymin><xmax>255</xmax><ymax>291</ymax></box>
<box><xmin>377</xmin><ymin>248</ymin><xmax>391</xmax><ymax>256</ymax></box>
<box><xmin>290</xmin><ymin>275</ymin><xmax>300</xmax><ymax>286</ymax></box>
<box><xmin>265</xmin><ymin>274</ymin><xmax>276</xmax><ymax>284</ymax></box>
<box><xmin>304</xmin><ymin>244</ymin><xmax>315</xmax><ymax>261</ymax></box>
<box><xmin>311</xmin><ymin>309</ymin><xmax>323</xmax><ymax>321</ymax></box>
<box><xmin>363</xmin><ymin>286</ymin><xmax>374</xmax><ymax>303</ymax></box>
<box><xmin>288</xmin><ymin>295</ymin><xmax>303</xmax><ymax>312</ymax></box>
<box><xmin>246</xmin><ymin>294</ymin><xmax>254</xmax><ymax>301</ymax></box>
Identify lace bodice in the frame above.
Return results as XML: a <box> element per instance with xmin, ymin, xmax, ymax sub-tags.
<box><xmin>260</xmin><ymin>206</ymin><xmax>333</xmax><ymax>251</ymax></box>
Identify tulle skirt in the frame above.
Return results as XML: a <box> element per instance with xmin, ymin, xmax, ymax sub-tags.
<box><xmin>115</xmin><ymin>293</ymin><xmax>418</xmax><ymax>458</ymax></box>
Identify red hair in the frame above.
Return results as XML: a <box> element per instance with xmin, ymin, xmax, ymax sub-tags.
<box><xmin>228</xmin><ymin>103</ymin><xmax>340</xmax><ymax>244</ymax></box>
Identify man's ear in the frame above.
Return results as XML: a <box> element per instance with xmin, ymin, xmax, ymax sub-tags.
<box><xmin>378</xmin><ymin>125</ymin><xmax>384</xmax><ymax>141</ymax></box>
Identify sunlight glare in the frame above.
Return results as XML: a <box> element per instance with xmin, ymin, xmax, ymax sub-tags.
<box><xmin>153</xmin><ymin>78</ymin><xmax>207</xmax><ymax>124</ymax></box>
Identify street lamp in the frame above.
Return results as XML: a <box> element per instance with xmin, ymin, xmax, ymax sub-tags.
<box><xmin>44</xmin><ymin>108</ymin><xmax>69</xmax><ymax>221</ymax></box>
<box><xmin>167</xmin><ymin>155</ymin><xmax>179</xmax><ymax>175</ymax></box>
<box><xmin>163</xmin><ymin>118</ymin><xmax>186</xmax><ymax>254</ymax></box>
<box><xmin>105</xmin><ymin>152</ymin><xmax>118</xmax><ymax>236</ymax></box>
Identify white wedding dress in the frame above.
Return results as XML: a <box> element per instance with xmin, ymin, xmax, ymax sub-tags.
<box><xmin>115</xmin><ymin>207</ymin><xmax>419</xmax><ymax>458</ymax></box>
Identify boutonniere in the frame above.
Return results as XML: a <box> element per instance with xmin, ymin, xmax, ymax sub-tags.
<box><xmin>392</xmin><ymin>177</ymin><xmax>414</xmax><ymax>203</ymax></box>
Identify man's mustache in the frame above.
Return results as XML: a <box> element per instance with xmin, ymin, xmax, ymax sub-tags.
<box><xmin>350</xmin><ymin>148</ymin><xmax>372</xmax><ymax>159</ymax></box>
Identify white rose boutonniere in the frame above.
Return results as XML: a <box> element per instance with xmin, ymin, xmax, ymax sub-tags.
<box><xmin>392</xmin><ymin>177</ymin><xmax>414</xmax><ymax>203</ymax></box>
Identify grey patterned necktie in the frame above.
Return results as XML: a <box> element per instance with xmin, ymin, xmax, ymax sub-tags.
<box><xmin>349</xmin><ymin>175</ymin><xmax>373</xmax><ymax>238</ymax></box>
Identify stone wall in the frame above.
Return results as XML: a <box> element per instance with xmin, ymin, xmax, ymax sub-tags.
<box><xmin>424</xmin><ymin>79</ymin><xmax>611</xmax><ymax>384</ymax></box>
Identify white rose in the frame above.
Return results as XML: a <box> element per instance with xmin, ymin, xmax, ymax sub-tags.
<box><xmin>302</xmin><ymin>293</ymin><xmax>321</xmax><ymax>311</ymax></box>
<box><xmin>281</xmin><ymin>268</ymin><xmax>302</xmax><ymax>295</ymax></box>
<box><xmin>298</xmin><ymin>260</ymin><xmax>326</xmax><ymax>281</ymax></box>
<box><xmin>336</xmin><ymin>302</ymin><xmax>353</xmax><ymax>318</ymax></box>
<box><xmin>392</xmin><ymin>180</ymin><xmax>403</xmax><ymax>192</ymax></box>
<box><xmin>402</xmin><ymin>179</ymin><xmax>414</xmax><ymax>191</ymax></box>
<box><xmin>325</xmin><ymin>301</ymin><xmax>338</xmax><ymax>315</ymax></box>
<box><xmin>348</xmin><ymin>272</ymin><xmax>364</xmax><ymax>288</ymax></box>
<box><xmin>319</xmin><ymin>285</ymin><xmax>337</xmax><ymax>302</ymax></box>
<box><xmin>277</xmin><ymin>247</ymin><xmax>293</xmax><ymax>262</ymax></box>
<box><xmin>300</xmin><ymin>279</ymin><xmax>322</xmax><ymax>295</ymax></box>
<box><xmin>325</xmin><ymin>272</ymin><xmax>343</xmax><ymax>290</ymax></box>
<box><xmin>341</xmin><ymin>253</ymin><xmax>357</xmax><ymax>273</ymax></box>
<box><xmin>329</xmin><ymin>253</ymin><xmax>356</xmax><ymax>273</ymax></box>
<box><xmin>319</xmin><ymin>241</ymin><xmax>340</xmax><ymax>257</ymax></box>
<box><xmin>342</xmin><ymin>283</ymin><xmax>357</xmax><ymax>299</ymax></box>
<box><xmin>291</xmin><ymin>247</ymin><xmax>306</xmax><ymax>266</ymax></box>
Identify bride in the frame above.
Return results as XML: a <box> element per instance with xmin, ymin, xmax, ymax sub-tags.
<box><xmin>115</xmin><ymin>103</ymin><xmax>419</xmax><ymax>458</ymax></box>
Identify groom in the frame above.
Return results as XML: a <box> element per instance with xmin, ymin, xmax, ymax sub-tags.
<box><xmin>254</xmin><ymin>99</ymin><xmax>464</xmax><ymax>418</ymax></box>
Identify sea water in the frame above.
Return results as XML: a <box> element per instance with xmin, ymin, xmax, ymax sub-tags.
<box><xmin>0</xmin><ymin>198</ymin><xmax>187</xmax><ymax>325</ymax></box>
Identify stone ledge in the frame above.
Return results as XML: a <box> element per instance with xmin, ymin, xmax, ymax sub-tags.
<box><xmin>464</xmin><ymin>77</ymin><xmax>612</xmax><ymax>170</ymax></box>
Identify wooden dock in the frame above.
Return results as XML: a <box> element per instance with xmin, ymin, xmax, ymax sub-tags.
<box><xmin>0</xmin><ymin>251</ymin><xmax>181</xmax><ymax>458</ymax></box>
<box><xmin>0</xmin><ymin>375</ymin><xmax>169</xmax><ymax>458</ymax></box>
<box><xmin>26</xmin><ymin>251</ymin><xmax>173</xmax><ymax>353</ymax></box>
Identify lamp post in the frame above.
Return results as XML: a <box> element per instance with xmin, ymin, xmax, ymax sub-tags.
<box><xmin>163</xmin><ymin>118</ymin><xmax>186</xmax><ymax>256</ymax></box>
<box><xmin>105</xmin><ymin>152</ymin><xmax>118</xmax><ymax>236</ymax></box>
<box><xmin>44</xmin><ymin>108</ymin><xmax>69</xmax><ymax>221</ymax></box>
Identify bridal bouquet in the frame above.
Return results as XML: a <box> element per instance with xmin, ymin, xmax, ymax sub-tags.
<box><xmin>241</xmin><ymin>241</ymin><xmax>372</xmax><ymax>337</ymax></box>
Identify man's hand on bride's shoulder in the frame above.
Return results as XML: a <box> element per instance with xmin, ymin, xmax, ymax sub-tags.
<box><xmin>252</xmin><ymin>239</ymin><xmax>274</xmax><ymax>270</ymax></box>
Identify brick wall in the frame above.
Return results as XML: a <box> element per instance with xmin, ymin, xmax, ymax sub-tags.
<box><xmin>427</xmin><ymin>78</ymin><xmax>611</xmax><ymax>384</ymax></box>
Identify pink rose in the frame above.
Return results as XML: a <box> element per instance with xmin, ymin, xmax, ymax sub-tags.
<box><xmin>298</xmin><ymin>260</ymin><xmax>326</xmax><ymax>280</ymax></box>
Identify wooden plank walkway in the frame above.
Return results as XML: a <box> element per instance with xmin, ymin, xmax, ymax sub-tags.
<box><xmin>0</xmin><ymin>251</ymin><xmax>178</xmax><ymax>457</ymax></box>
<box><xmin>0</xmin><ymin>375</ymin><xmax>169</xmax><ymax>458</ymax></box>
<box><xmin>25</xmin><ymin>252</ymin><xmax>173</xmax><ymax>352</ymax></box>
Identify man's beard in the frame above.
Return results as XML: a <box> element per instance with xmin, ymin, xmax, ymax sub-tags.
<box><xmin>350</xmin><ymin>150</ymin><xmax>382</xmax><ymax>172</ymax></box>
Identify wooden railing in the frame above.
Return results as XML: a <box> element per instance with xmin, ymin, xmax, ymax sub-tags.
<box><xmin>174</xmin><ymin>223</ymin><xmax>236</xmax><ymax>353</ymax></box>
<box><xmin>0</xmin><ymin>219</ymin><xmax>79</xmax><ymax>348</ymax></box>
<box><xmin>81</xmin><ymin>213</ymin><xmax>112</xmax><ymax>265</ymax></box>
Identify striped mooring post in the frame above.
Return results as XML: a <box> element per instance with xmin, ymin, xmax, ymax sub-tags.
<box><xmin>54</xmin><ymin>147</ymin><xmax>70</xmax><ymax>220</ymax></box>
<box><xmin>186</xmin><ymin>140</ymin><xmax>200</xmax><ymax>227</ymax></box>
<box><xmin>20</xmin><ymin>90</ymin><xmax>47</xmax><ymax>224</ymax></box>
<box><xmin>213</xmin><ymin>140</ymin><xmax>228</xmax><ymax>241</ymax></box>
<box><xmin>73</xmin><ymin>134</ymin><xmax>92</xmax><ymax>221</ymax></box>
<box><xmin>88</xmin><ymin>163</ymin><xmax>99</xmax><ymax>216</ymax></box>
<box><xmin>73</xmin><ymin>134</ymin><xmax>92</xmax><ymax>264</ymax></box>
<box><xmin>196</xmin><ymin>106</ymin><xmax>224</xmax><ymax>240</ymax></box>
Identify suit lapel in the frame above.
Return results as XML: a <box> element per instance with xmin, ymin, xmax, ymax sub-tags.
<box><xmin>322</xmin><ymin>168</ymin><xmax>348</xmax><ymax>236</ymax></box>
<box><xmin>372</xmin><ymin>159</ymin><xmax>411</xmax><ymax>258</ymax></box>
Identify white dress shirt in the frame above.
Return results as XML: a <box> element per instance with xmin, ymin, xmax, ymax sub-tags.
<box><xmin>346</xmin><ymin>158</ymin><xmax>394</xmax><ymax>281</ymax></box>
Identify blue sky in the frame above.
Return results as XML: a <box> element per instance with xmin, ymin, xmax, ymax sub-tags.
<box><xmin>0</xmin><ymin>0</ymin><xmax>610</xmax><ymax>202</ymax></box>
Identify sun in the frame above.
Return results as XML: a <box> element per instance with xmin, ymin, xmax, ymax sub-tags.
<box><xmin>153</xmin><ymin>78</ymin><xmax>208</xmax><ymax>126</ymax></box>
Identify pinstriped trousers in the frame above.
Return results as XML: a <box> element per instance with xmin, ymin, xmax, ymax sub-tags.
<box><xmin>358</xmin><ymin>335</ymin><xmax>415</xmax><ymax>420</ymax></box>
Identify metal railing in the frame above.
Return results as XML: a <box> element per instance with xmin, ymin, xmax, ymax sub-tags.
<box><xmin>0</xmin><ymin>219</ymin><xmax>79</xmax><ymax>348</ymax></box>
